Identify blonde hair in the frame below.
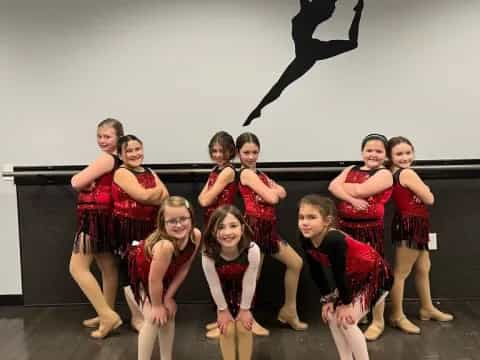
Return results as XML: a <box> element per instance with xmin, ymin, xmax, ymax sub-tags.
<box><xmin>144</xmin><ymin>196</ymin><xmax>196</xmax><ymax>258</ymax></box>
<box><xmin>97</xmin><ymin>118</ymin><xmax>124</xmax><ymax>138</ymax></box>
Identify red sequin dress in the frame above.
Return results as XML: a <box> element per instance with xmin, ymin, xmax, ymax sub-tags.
<box><xmin>303</xmin><ymin>230</ymin><xmax>392</xmax><ymax>309</ymax></box>
<box><xmin>391</xmin><ymin>169</ymin><xmax>430</xmax><ymax>250</ymax></box>
<box><xmin>74</xmin><ymin>154</ymin><xmax>122</xmax><ymax>253</ymax></box>
<box><xmin>128</xmin><ymin>239</ymin><xmax>196</xmax><ymax>303</ymax></box>
<box><xmin>202</xmin><ymin>243</ymin><xmax>260</xmax><ymax>316</ymax></box>
<box><xmin>337</xmin><ymin>166</ymin><xmax>392</xmax><ymax>256</ymax></box>
<box><xmin>203</xmin><ymin>165</ymin><xmax>237</xmax><ymax>225</ymax></box>
<box><xmin>238</xmin><ymin>169</ymin><xmax>284</xmax><ymax>255</ymax></box>
<box><xmin>214</xmin><ymin>248</ymin><xmax>250</xmax><ymax>317</ymax></box>
<box><xmin>112</xmin><ymin>168</ymin><xmax>158</xmax><ymax>254</ymax></box>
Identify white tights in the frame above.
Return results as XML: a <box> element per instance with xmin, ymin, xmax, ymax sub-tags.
<box><xmin>326</xmin><ymin>297</ymin><xmax>370</xmax><ymax>360</ymax></box>
<box><xmin>137</xmin><ymin>300</ymin><xmax>175</xmax><ymax>360</ymax></box>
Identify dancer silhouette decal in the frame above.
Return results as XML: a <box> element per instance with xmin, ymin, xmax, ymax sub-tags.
<box><xmin>244</xmin><ymin>0</ymin><xmax>364</xmax><ymax>126</ymax></box>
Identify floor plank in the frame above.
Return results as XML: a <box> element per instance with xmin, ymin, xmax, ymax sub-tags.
<box><xmin>0</xmin><ymin>300</ymin><xmax>477</xmax><ymax>360</ymax></box>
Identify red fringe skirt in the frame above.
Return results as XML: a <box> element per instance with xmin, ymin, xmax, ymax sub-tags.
<box><xmin>244</xmin><ymin>215</ymin><xmax>285</xmax><ymax>255</ymax></box>
<box><xmin>112</xmin><ymin>215</ymin><xmax>156</xmax><ymax>256</ymax></box>
<box><xmin>128</xmin><ymin>242</ymin><xmax>151</xmax><ymax>304</ymax></box>
<box><xmin>338</xmin><ymin>219</ymin><xmax>385</xmax><ymax>257</ymax></box>
<box><xmin>74</xmin><ymin>209</ymin><xmax>114</xmax><ymax>254</ymax></box>
<box><xmin>391</xmin><ymin>213</ymin><xmax>429</xmax><ymax>250</ymax></box>
<box><xmin>349</xmin><ymin>258</ymin><xmax>392</xmax><ymax>311</ymax></box>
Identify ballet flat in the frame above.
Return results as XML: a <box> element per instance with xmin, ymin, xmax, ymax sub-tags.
<box><xmin>90</xmin><ymin>314</ymin><xmax>123</xmax><ymax>339</ymax></box>
<box><xmin>277</xmin><ymin>308</ymin><xmax>308</xmax><ymax>331</ymax></box>
<box><xmin>364</xmin><ymin>322</ymin><xmax>384</xmax><ymax>341</ymax></box>
<box><xmin>82</xmin><ymin>317</ymin><xmax>100</xmax><ymax>328</ymax></box>
<box><xmin>389</xmin><ymin>316</ymin><xmax>420</xmax><ymax>334</ymax></box>
<box><xmin>419</xmin><ymin>308</ymin><xmax>454</xmax><ymax>322</ymax></box>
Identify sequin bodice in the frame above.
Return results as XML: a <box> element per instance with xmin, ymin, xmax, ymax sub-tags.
<box><xmin>77</xmin><ymin>155</ymin><xmax>121</xmax><ymax>211</ymax></box>
<box><xmin>392</xmin><ymin>169</ymin><xmax>429</xmax><ymax>218</ymax></box>
<box><xmin>238</xmin><ymin>170</ymin><xmax>276</xmax><ymax>220</ymax></box>
<box><xmin>130</xmin><ymin>238</ymin><xmax>196</xmax><ymax>300</ymax></box>
<box><xmin>112</xmin><ymin>169</ymin><xmax>158</xmax><ymax>221</ymax></box>
<box><xmin>337</xmin><ymin>166</ymin><xmax>392</xmax><ymax>220</ymax></box>
<box><xmin>306</xmin><ymin>235</ymin><xmax>379</xmax><ymax>283</ymax></box>
<box><xmin>215</xmin><ymin>250</ymin><xmax>249</xmax><ymax>282</ymax></box>
<box><xmin>163</xmin><ymin>240</ymin><xmax>196</xmax><ymax>289</ymax></box>
<box><xmin>204</xmin><ymin>166</ymin><xmax>238</xmax><ymax>221</ymax></box>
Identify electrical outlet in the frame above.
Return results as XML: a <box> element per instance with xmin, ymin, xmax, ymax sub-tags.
<box><xmin>428</xmin><ymin>233</ymin><xmax>438</xmax><ymax>250</ymax></box>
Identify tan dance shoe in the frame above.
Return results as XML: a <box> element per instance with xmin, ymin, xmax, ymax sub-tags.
<box><xmin>389</xmin><ymin>316</ymin><xmax>421</xmax><ymax>334</ymax></box>
<box><xmin>419</xmin><ymin>308</ymin><xmax>454</xmax><ymax>322</ymax></box>
<box><xmin>90</xmin><ymin>313</ymin><xmax>123</xmax><ymax>339</ymax></box>
<box><xmin>277</xmin><ymin>307</ymin><xmax>308</xmax><ymax>331</ymax></box>
<box><xmin>82</xmin><ymin>317</ymin><xmax>100</xmax><ymax>328</ymax></box>
<box><xmin>364</xmin><ymin>322</ymin><xmax>384</xmax><ymax>341</ymax></box>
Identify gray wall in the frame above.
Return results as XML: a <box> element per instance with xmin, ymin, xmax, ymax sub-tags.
<box><xmin>2</xmin><ymin>0</ymin><xmax>479</xmax><ymax>164</ymax></box>
<box><xmin>1</xmin><ymin>0</ymin><xmax>479</xmax><ymax>295</ymax></box>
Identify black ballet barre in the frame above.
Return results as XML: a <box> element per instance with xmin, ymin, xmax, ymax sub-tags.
<box><xmin>3</xmin><ymin>160</ymin><xmax>480</xmax><ymax>185</ymax></box>
<box><xmin>1</xmin><ymin>167</ymin><xmax>342</xmax><ymax>178</ymax></box>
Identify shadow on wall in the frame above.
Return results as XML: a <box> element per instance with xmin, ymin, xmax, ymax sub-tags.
<box><xmin>244</xmin><ymin>0</ymin><xmax>364</xmax><ymax>126</ymax></box>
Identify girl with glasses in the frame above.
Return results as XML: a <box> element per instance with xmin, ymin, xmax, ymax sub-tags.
<box><xmin>129</xmin><ymin>196</ymin><xmax>201</xmax><ymax>360</ymax></box>
<box><xmin>112</xmin><ymin>135</ymin><xmax>169</xmax><ymax>334</ymax></box>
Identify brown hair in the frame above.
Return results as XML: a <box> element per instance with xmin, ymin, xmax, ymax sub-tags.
<box><xmin>144</xmin><ymin>196</ymin><xmax>196</xmax><ymax>258</ymax></box>
<box><xmin>202</xmin><ymin>205</ymin><xmax>253</xmax><ymax>262</ymax></box>
<box><xmin>117</xmin><ymin>134</ymin><xmax>143</xmax><ymax>156</ymax></box>
<box><xmin>299</xmin><ymin>194</ymin><xmax>337</xmax><ymax>231</ymax></box>
<box><xmin>387</xmin><ymin>136</ymin><xmax>414</xmax><ymax>159</ymax></box>
<box><xmin>235</xmin><ymin>132</ymin><xmax>260</xmax><ymax>152</ymax></box>
<box><xmin>97</xmin><ymin>118</ymin><xmax>124</xmax><ymax>138</ymax></box>
<box><xmin>385</xmin><ymin>136</ymin><xmax>415</xmax><ymax>169</ymax></box>
<box><xmin>209</xmin><ymin>131</ymin><xmax>236</xmax><ymax>161</ymax></box>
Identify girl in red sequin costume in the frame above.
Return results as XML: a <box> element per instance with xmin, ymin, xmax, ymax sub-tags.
<box><xmin>328</xmin><ymin>133</ymin><xmax>393</xmax><ymax>340</ymax></box>
<box><xmin>202</xmin><ymin>205</ymin><xmax>260</xmax><ymax>360</ymax></box>
<box><xmin>199</xmin><ymin>131</ymin><xmax>268</xmax><ymax>338</ymax></box>
<box><xmin>387</xmin><ymin>136</ymin><xmax>453</xmax><ymax>335</ymax></box>
<box><xmin>198</xmin><ymin>131</ymin><xmax>237</xmax><ymax>225</ymax></box>
<box><xmin>236</xmin><ymin>132</ymin><xmax>307</xmax><ymax>331</ymax></box>
<box><xmin>129</xmin><ymin>196</ymin><xmax>201</xmax><ymax>360</ymax></box>
<box><xmin>299</xmin><ymin>194</ymin><xmax>392</xmax><ymax>360</ymax></box>
<box><xmin>113</xmin><ymin>135</ymin><xmax>169</xmax><ymax>333</ymax></box>
<box><xmin>70</xmin><ymin>118</ymin><xmax>124</xmax><ymax>339</ymax></box>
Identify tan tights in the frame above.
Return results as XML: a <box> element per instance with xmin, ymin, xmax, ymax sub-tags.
<box><xmin>219</xmin><ymin>321</ymin><xmax>253</xmax><ymax>360</ymax></box>
<box><xmin>69</xmin><ymin>233</ymin><xmax>119</xmax><ymax>323</ymax></box>
<box><xmin>390</xmin><ymin>246</ymin><xmax>435</xmax><ymax>320</ymax></box>
<box><xmin>271</xmin><ymin>242</ymin><xmax>303</xmax><ymax>314</ymax></box>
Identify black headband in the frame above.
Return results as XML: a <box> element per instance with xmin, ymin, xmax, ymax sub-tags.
<box><xmin>361</xmin><ymin>133</ymin><xmax>388</xmax><ymax>148</ymax></box>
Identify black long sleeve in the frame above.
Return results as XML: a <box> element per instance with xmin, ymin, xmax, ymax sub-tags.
<box><xmin>304</xmin><ymin>246</ymin><xmax>334</xmax><ymax>296</ymax></box>
<box><xmin>321</xmin><ymin>231</ymin><xmax>353</xmax><ymax>305</ymax></box>
<box><xmin>303</xmin><ymin>230</ymin><xmax>353</xmax><ymax>305</ymax></box>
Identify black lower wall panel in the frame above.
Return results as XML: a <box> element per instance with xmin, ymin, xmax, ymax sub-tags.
<box><xmin>17</xmin><ymin>178</ymin><xmax>480</xmax><ymax>306</ymax></box>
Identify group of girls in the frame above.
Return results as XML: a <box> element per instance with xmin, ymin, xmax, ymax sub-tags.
<box><xmin>70</xmin><ymin>121</ymin><xmax>169</xmax><ymax>341</ymax></box>
<box><xmin>70</xmin><ymin>119</ymin><xmax>452</xmax><ymax>360</ymax></box>
<box><xmin>328</xmin><ymin>133</ymin><xmax>453</xmax><ymax>344</ymax></box>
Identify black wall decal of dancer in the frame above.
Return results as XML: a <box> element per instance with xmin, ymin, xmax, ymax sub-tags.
<box><xmin>244</xmin><ymin>0</ymin><xmax>364</xmax><ymax>126</ymax></box>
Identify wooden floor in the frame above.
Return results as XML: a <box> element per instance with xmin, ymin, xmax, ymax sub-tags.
<box><xmin>0</xmin><ymin>300</ymin><xmax>478</xmax><ymax>360</ymax></box>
